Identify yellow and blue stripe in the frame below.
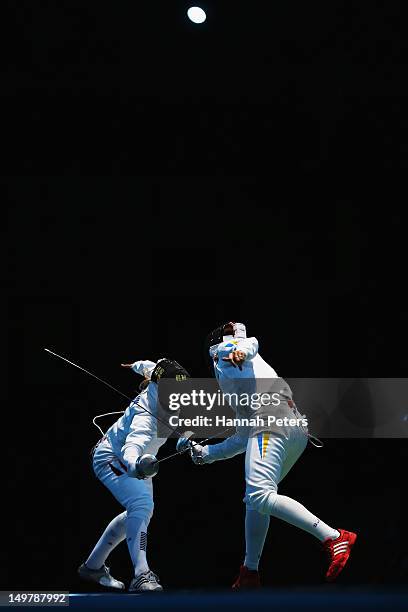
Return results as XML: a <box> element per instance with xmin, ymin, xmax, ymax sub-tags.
<box><xmin>257</xmin><ymin>432</ymin><xmax>270</xmax><ymax>459</ymax></box>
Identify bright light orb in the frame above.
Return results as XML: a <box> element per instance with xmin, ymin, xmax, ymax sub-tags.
<box><xmin>187</xmin><ymin>6</ymin><xmax>207</xmax><ymax>24</ymax></box>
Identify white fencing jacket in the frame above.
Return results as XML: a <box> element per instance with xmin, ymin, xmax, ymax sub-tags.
<box><xmin>206</xmin><ymin>337</ymin><xmax>294</xmax><ymax>463</ymax></box>
<box><xmin>105</xmin><ymin>360</ymin><xmax>168</xmax><ymax>471</ymax></box>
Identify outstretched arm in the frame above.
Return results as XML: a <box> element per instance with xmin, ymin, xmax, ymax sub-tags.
<box><xmin>198</xmin><ymin>426</ymin><xmax>249</xmax><ymax>464</ymax></box>
<box><xmin>121</xmin><ymin>359</ymin><xmax>157</xmax><ymax>378</ymax></box>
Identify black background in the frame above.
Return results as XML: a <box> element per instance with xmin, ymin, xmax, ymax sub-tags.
<box><xmin>4</xmin><ymin>0</ymin><xmax>408</xmax><ymax>591</ymax></box>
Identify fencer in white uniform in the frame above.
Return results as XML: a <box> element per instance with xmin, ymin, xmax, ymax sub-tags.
<box><xmin>78</xmin><ymin>358</ymin><xmax>189</xmax><ymax>593</ymax></box>
<box><xmin>182</xmin><ymin>323</ymin><xmax>356</xmax><ymax>587</ymax></box>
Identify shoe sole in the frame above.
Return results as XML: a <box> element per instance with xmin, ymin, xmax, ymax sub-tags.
<box><xmin>128</xmin><ymin>588</ymin><xmax>163</xmax><ymax>594</ymax></box>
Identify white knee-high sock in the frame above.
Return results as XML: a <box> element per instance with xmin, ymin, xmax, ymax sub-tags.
<box><xmin>265</xmin><ymin>494</ymin><xmax>339</xmax><ymax>542</ymax></box>
<box><xmin>126</xmin><ymin>517</ymin><xmax>149</xmax><ymax>576</ymax></box>
<box><xmin>86</xmin><ymin>512</ymin><xmax>127</xmax><ymax>569</ymax></box>
<box><xmin>244</xmin><ymin>507</ymin><xmax>270</xmax><ymax>570</ymax></box>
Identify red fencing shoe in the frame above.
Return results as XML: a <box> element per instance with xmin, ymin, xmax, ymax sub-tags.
<box><xmin>232</xmin><ymin>565</ymin><xmax>261</xmax><ymax>590</ymax></box>
<box><xmin>323</xmin><ymin>528</ymin><xmax>357</xmax><ymax>582</ymax></box>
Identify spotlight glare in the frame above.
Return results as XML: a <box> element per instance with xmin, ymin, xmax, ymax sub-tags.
<box><xmin>187</xmin><ymin>6</ymin><xmax>206</xmax><ymax>24</ymax></box>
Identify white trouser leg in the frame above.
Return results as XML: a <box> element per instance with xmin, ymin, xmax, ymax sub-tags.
<box><xmin>86</xmin><ymin>511</ymin><xmax>127</xmax><ymax>569</ymax></box>
<box><xmin>245</xmin><ymin>428</ymin><xmax>338</xmax><ymax>542</ymax></box>
<box><xmin>93</xmin><ymin>443</ymin><xmax>154</xmax><ymax>575</ymax></box>
<box><xmin>244</xmin><ymin>507</ymin><xmax>270</xmax><ymax>570</ymax></box>
<box><xmin>126</xmin><ymin>515</ymin><xmax>150</xmax><ymax>576</ymax></box>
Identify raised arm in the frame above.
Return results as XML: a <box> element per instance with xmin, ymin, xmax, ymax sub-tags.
<box><xmin>121</xmin><ymin>359</ymin><xmax>157</xmax><ymax>378</ymax></box>
<box><xmin>221</xmin><ymin>337</ymin><xmax>259</xmax><ymax>369</ymax></box>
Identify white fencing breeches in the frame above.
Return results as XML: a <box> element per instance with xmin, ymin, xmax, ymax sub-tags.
<box><xmin>91</xmin><ymin>439</ymin><xmax>154</xmax><ymax>573</ymax></box>
<box><xmin>244</xmin><ymin>428</ymin><xmax>338</xmax><ymax>541</ymax></box>
<box><xmin>244</xmin><ymin>427</ymin><xmax>308</xmax><ymax>511</ymax></box>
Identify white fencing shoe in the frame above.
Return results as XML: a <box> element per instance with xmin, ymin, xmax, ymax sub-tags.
<box><xmin>129</xmin><ymin>570</ymin><xmax>163</xmax><ymax>592</ymax></box>
<box><xmin>78</xmin><ymin>563</ymin><xmax>125</xmax><ymax>590</ymax></box>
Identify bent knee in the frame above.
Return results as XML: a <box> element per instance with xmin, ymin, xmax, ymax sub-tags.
<box><xmin>127</xmin><ymin>496</ymin><xmax>154</xmax><ymax>521</ymax></box>
<box><xmin>245</xmin><ymin>487</ymin><xmax>278</xmax><ymax>515</ymax></box>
